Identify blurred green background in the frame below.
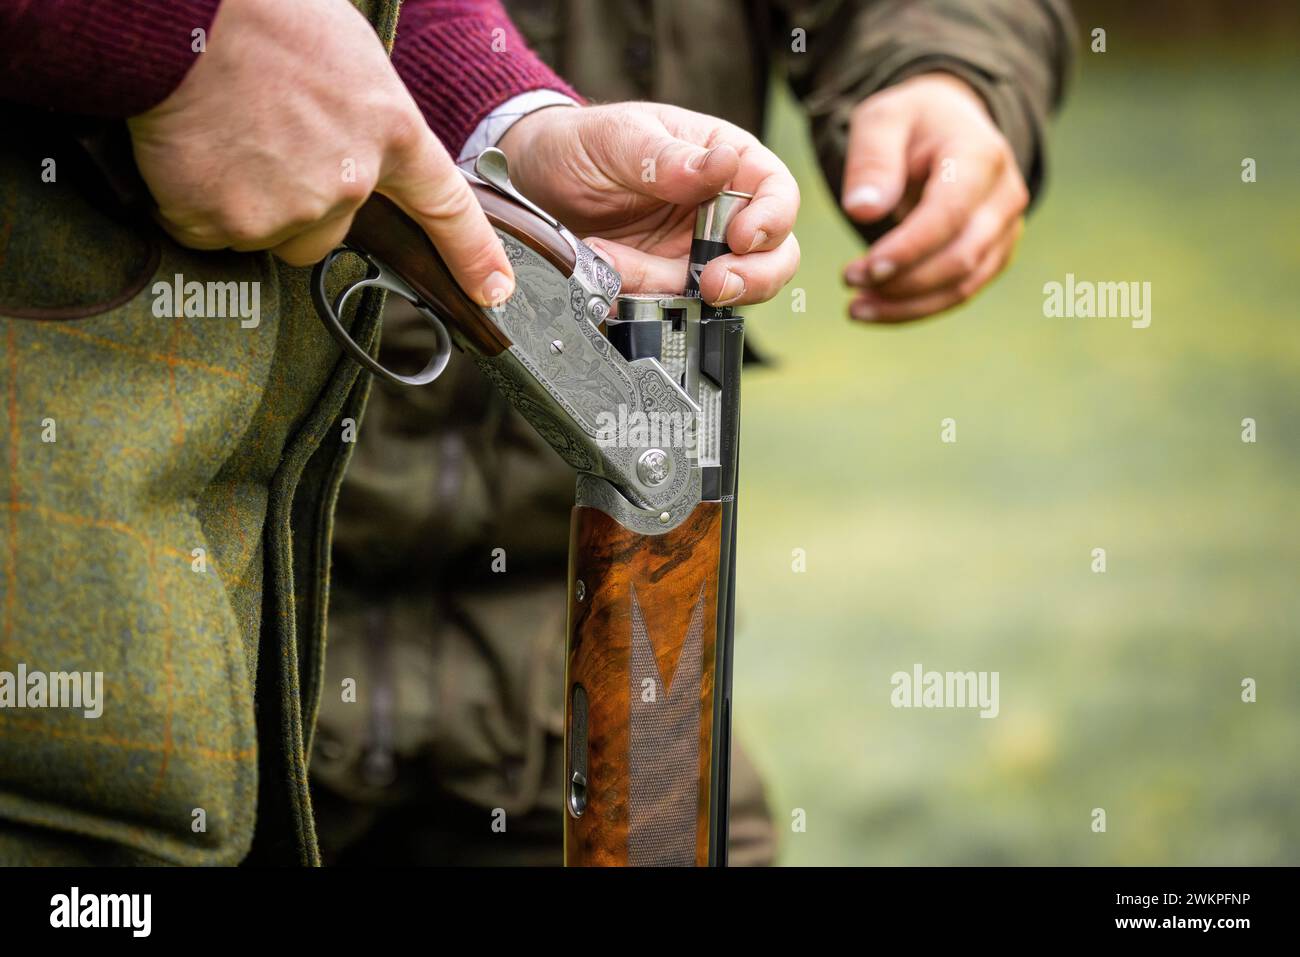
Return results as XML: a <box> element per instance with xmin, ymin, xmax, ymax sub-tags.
<box><xmin>733</xmin><ymin>29</ymin><xmax>1300</xmax><ymax>864</ymax></box>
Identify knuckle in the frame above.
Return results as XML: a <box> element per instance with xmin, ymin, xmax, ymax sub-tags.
<box><xmin>288</xmin><ymin>197</ymin><xmax>332</xmax><ymax>229</ymax></box>
<box><xmin>335</xmin><ymin>173</ymin><xmax>375</xmax><ymax>208</ymax></box>
<box><xmin>221</xmin><ymin>214</ymin><xmax>270</xmax><ymax>248</ymax></box>
<box><xmin>284</xmin><ymin>190</ymin><xmax>352</xmax><ymax>233</ymax></box>
<box><xmin>385</xmin><ymin>104</ymin><xmax>427</xmax><ymax>156</ymax></box>
<box><xmin>968</xmin><ymin>207</ymin><xmax>998</xmax><ymax>243</ymax></box>
<box><xmin>467</xmin><ymin>233</ymin><xmax>505</xmax><ymax>268</ymax></box>
<box><xmin>940</xmin><ymin>202</ymin><xmax>966</xmax><ymax>238</ymax></box>
<box><xmin>953</xmin><ymin>247</ymin><xmax>980</xmax><ymax>277</ymax></box>
<box><xmin>212</xmin><ymin>190</ymin><xmax>276</xmax><ymax>245</ymax></box>
<box><xmin>162</xmin><ymin>213</ymin><xmax>214</xmax><ymax>244</ymax></box>
<box><xmin>957</xmin><ymin>273</ymin><xmax>985</xmax><ymax>300</ymax></box>
<box><xmin>421</xmin><ymin>178</ymin><xmax>478</xmax><ymax>224</ymax></box>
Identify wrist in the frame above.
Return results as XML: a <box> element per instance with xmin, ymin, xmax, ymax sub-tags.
<box><xmin>497</xmin><ymin>103</ymin><xmax>569</xmax><ymax>159</ymax></box>
<box><xmin>895</xmin><ymin>71</ymin><xmax>992</xmax><ymax>118</ymax></box>
<box><xmin>495</xmin><ymin>103</ymin><xmax>574</xmax><ymax>197</ymax></box>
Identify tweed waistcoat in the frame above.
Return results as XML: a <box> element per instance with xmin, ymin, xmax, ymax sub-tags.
<box><xmin>0</xmin><ymin>0</ymin><xmax>401</xmax><ymax>865</ymax></box>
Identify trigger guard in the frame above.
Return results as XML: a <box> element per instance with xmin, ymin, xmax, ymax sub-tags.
<box><xmin>310</xmin><ymin>246</ymin><xmax>453</xmax><ymax>387</ymax></box>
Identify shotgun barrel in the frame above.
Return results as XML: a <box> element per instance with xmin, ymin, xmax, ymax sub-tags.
<box><xmin>310</xmin><ymin>151</ymin><xmax>750</xmax><ymax>866</ymax></box>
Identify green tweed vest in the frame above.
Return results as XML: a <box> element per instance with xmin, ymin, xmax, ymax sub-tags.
<box><xmin>0</xmin><ymin>0</ymin><xmax>401</xmax><ymax>865</ymax></box>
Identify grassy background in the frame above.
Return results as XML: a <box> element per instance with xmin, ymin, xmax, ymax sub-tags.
<box><xmin>732</xmin><ymin>46</ymin><xmax>1300</xmax><ymax>865</ymax></box>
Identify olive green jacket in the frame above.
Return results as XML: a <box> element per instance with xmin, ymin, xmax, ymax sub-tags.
<box><xmin>0</xmin><ymin>1</ymin><xmax>400</xmax><ymax>866</ymax></box>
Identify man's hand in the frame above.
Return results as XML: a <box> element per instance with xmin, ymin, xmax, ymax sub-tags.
<box><xmin>841</xmin><ymin>73</ymin><xmax>1029</xmax><ymax>323</ymax></box>
<box><xmin>497</xmin><ymin>102</ymin><xmax>800</xmax><ymax>308</ymax></box>
<box><xmin>127</xmin><ymin>0</ymin><xmax>514</xmax><ymax>307</ymax></box>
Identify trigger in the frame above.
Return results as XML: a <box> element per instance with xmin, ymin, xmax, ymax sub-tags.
<box><xmin>311</xmin><ymin>246</ymin><xmax>453</xmax><ymax>388</ymax></box>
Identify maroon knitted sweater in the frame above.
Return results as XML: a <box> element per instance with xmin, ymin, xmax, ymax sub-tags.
<box><xmin>0</xmin><ymin>0</ymin><xmax>578</xmax><ymax>153</ymax></box>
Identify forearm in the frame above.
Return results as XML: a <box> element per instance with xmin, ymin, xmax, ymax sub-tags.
<box><xmin>0</xmin><ymin>0</ymin><xmax>579</xmax><ymax>153</ymax></box>
<box><xmin>0</xmin><ymin>0</ymin><xmax>220</xmax><ymax>116</ymax></box>
<box><xmin>392</xmin><ymin>0</ymin><xmax>579</xmax><ymax>156</ymax></box>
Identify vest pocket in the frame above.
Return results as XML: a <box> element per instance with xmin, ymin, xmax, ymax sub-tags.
<box><xmin>0</xmin><ymin>132</ymin><xmax>163</xmax><ymax>321</ymax></box>
<box><xmin>0</xmin><ymin>164</ymin><xmax>278</xmax><ymax>862</ymax></box>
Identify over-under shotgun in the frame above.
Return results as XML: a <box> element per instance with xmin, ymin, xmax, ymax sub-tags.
<box><xmin>313</xmin><ymin>149</ymin><xmax>747</xmax><ymax>866</ymax></box>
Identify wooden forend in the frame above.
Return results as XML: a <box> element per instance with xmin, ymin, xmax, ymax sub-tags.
<box><xmin>564</xmin><ymin>502</ymin><xmax>722</xmax><ymax>867</ymax></box>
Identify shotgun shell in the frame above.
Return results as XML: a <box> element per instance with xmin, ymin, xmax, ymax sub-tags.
<box><xmin>684</xmin><ymin>190</ymin><xmax>752</xmax><ymax>319</ymax></box>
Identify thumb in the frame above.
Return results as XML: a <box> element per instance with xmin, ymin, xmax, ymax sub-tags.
<box><xmin>381</xmin><ymin>125</ymin><xmax>515</xmax><ymax>308</ymax></box>
<box><xmin>841</xmin><ymin>100</ymin><xmax>912</xmax><ymax>224</ymax></box>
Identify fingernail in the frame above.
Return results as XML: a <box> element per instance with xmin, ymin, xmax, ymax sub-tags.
<box><xmin>868</xmin><ymin>259</ymin><xmax>896</xmax><ymax>284</ymax></box>
<box><xmin>845</xmin><ymin>185</ymin><xmax>884</xmax><ymax>210</ymax></box>
<box><xmin>850</xmin><ymin>300</ymin><xmax>876</xmax><ymax>321</ymax></box>
<box><xmin>714</xmin><ymin>269</ymin><xmax>746</xmax><ymax>305</ymax></box>
<box><xmin>688</xmin><ymin>146</ymin><xmax>717</xmax><ymax>172</ymax></box>
<box><xmin>584</xmin><ymin>238</ymin><xmax>612</xmax><ymax>263</ymax></box>
<box><xmin>844</xmin><ymin>261</ymin><xmax>868</xmax><ymax>286</ymax></box>
<box><xmin>482</xmin><ymin>270</ymin><xmax>514</xmax><ymax>307</ymax></box>
<box><xmin>746</xmin><ymin>229</ymin><xmax>769</xmax><ymax>254</ymax></box>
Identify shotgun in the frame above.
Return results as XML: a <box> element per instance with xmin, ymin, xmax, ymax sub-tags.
<box><xmin>312</xmin><ymin>149</ymin><xmax>747</xmax><ymax>866</ymax></box>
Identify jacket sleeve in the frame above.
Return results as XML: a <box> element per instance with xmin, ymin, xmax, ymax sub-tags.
<box><xmin>780</xmin><ymin>0</ymin><xmax>1077</xmax><ymax>212</ymax></box>
<box><xmin>0</xmin><ymin>0</ymin><xmax>221</xmax><ymax>116</ymax></box>
<box><xmin>392</xmin><ymin>0</ymin><xmax>580</xmax><ymax>155</ymax></box>
<box><xmin>0</xmin><ymin>0</ymin><xmax>577</xmax><ymax>155</ymax></box>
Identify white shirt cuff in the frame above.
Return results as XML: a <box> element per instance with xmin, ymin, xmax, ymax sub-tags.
<box><xmin>458</xmin><ymin>90</ymin><xmax>579</xmax><ymax>166</ymax></box>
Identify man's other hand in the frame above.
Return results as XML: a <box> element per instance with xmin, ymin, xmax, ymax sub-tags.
<box><xmin>841</xmin><ymin>73</ymin><xmax>1029</xmax><ymax>324</ymax></box>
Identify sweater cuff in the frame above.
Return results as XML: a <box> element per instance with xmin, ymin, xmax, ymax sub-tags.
<box><xmin>456</xmin><ymin>89</ymin><xmax>579</xmax><ymax>165</ymax></box>
<box><xmin>392</xmin><ymin>1</ymin><xmax>580</xmax><ymax>155</ymax></box>
<box><xmin>0</xmin><ymin>0</ymin><xmax>222</xmax><ymax>117</ymax></box>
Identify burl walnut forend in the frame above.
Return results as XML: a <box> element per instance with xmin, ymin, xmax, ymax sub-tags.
<box><xmin>564</xmin><ymin>501</ymin><xmax>722</xmax><ymax>867</ymax></box>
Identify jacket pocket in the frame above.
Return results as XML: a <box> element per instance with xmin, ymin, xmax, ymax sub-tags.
<box><xmin>0</xmin><ymin>197</ymin><xmax>279</xmax><ymax>862</ymax></box>
<box><xmin>0</xmin><ymin>134</ymin><xmax>163</xmax><ymax>321</ymax></box>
